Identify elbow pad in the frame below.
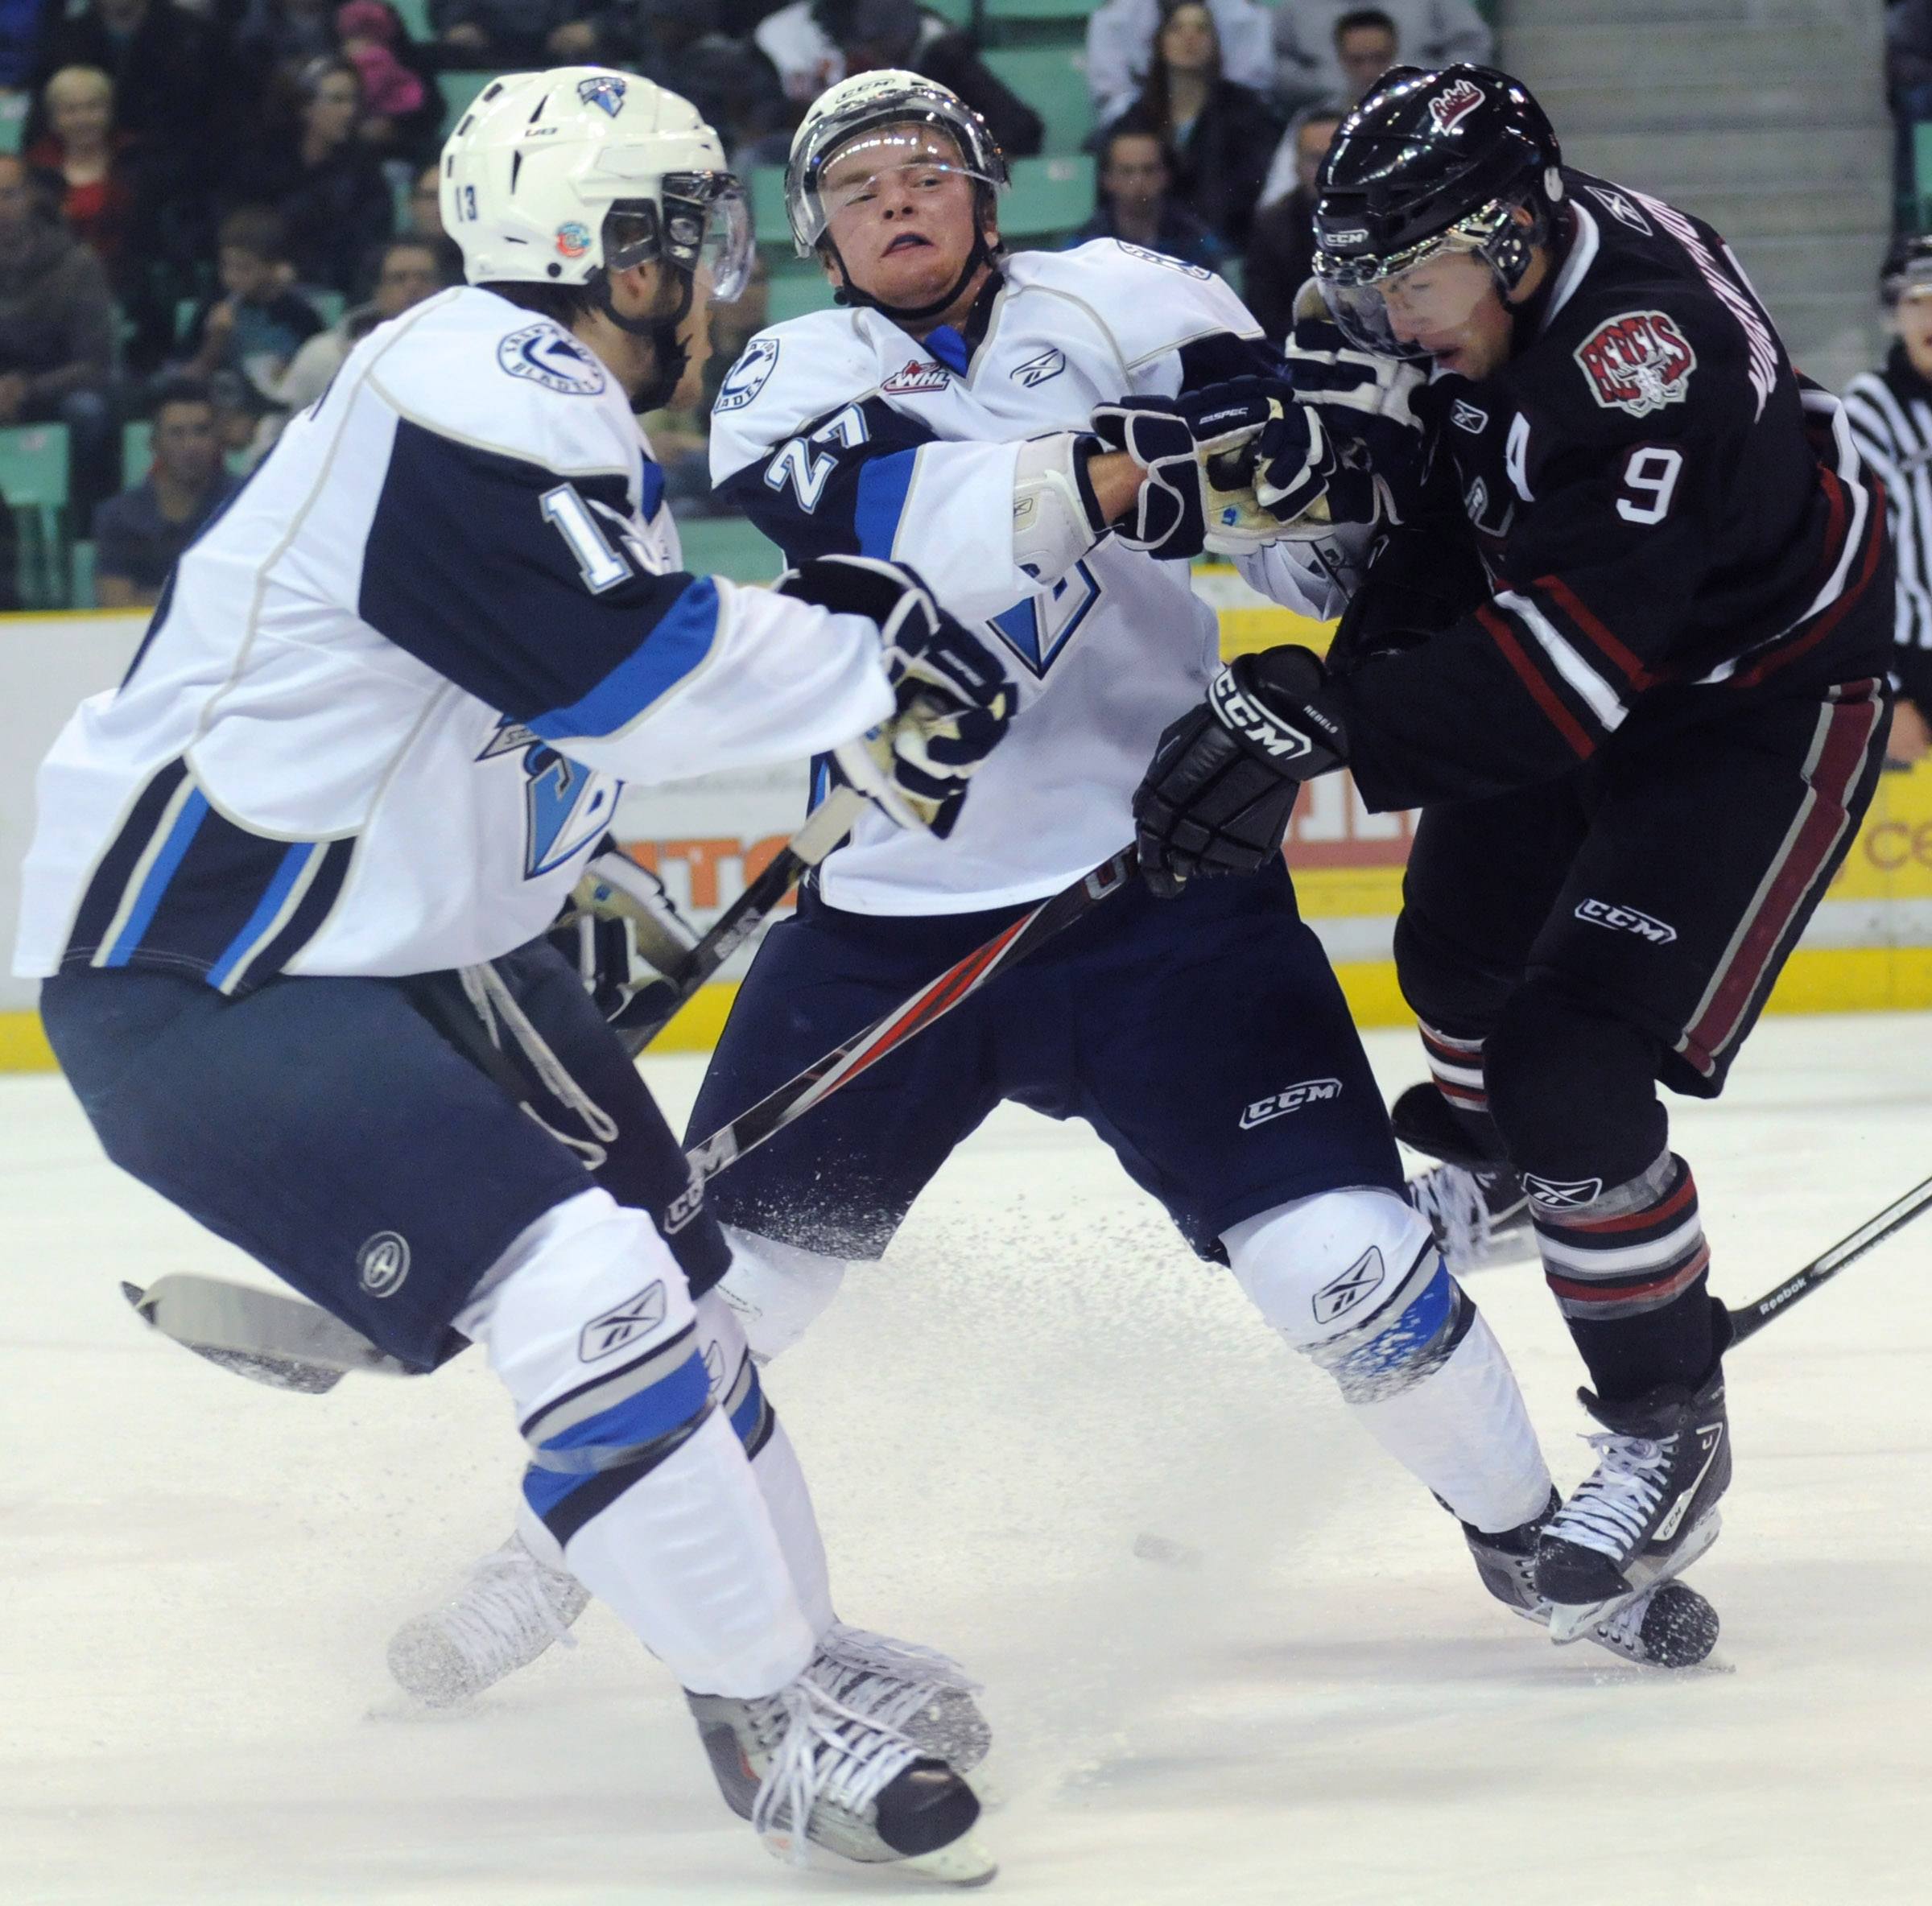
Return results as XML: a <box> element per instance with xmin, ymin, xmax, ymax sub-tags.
<box><xmin>1011</xmin><ymin>430</ymin><xmax>1108</xmax><ymax>587</ymax></box>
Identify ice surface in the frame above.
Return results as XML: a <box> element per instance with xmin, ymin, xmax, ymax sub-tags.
<box><xmin>3</xmin><ymin>1017</ymin><xmax>1930</xmax><ymax>1904</ymax></box>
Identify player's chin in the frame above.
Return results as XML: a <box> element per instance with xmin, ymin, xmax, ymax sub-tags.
<box><xmin>867</xmin><ymin>246</ymin><xmax>953</xmax><ymax>304</ymax></box>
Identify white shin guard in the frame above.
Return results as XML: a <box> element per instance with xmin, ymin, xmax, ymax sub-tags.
<box><xmin>1225</xmin><ymin>1189</ymin><xmax>1552</xmax><ymax>1534</ymax></box>
<box><xmin>718</xmin><ymin>1225</ymin><xmax>853</xmax><ymax>1360</ymax></box>
<box><xmin>459</xmin><ymin>1188</ymin><xmax>815</xmax><ymax>1697</ymax></box>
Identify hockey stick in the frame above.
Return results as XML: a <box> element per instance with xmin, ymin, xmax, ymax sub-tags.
<box><xmin>124</xmin><ymin>846</ymin><xmax>1141</xmax><ymax>1386</ymax></box>
<box><xmin>1727</xmin><ymin>1171</ymin><xmax>1932</xmax><ymax>1344</ymax></box>
<box><xmin>614</xmin><ymin>783</ymin><xmax>868</xmax><ymax>1057</ymax></box>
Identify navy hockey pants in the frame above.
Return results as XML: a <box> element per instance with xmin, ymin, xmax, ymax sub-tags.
<box><xmin>40</xmin><ymin>940</ymin><xmax>728</xmax><ymax>1369</ymax></box>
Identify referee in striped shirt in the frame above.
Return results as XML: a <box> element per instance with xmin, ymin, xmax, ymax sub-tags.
<box><xmin>1844</xmin><ymin>235</ymin><xmax>1932</xmax><ymax>766</ymax></box>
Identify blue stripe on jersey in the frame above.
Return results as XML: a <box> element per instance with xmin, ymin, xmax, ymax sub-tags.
<box><xmin>854</xmin><ymin>451</ymin><xmax>919</xmax><ymax>559</ymax></box>
<box><xmin>525</xmin><ymin>576</ymin><xmax>721</xmax><ymax>741</ymax></box>
<box><xmin>639</xmin><ymin>455</ymin><xmax>665</xmax><ymax>523</ymax></box>
<box><xmin>103</xmin><ymin>788</ymin><xmax>209</xmax><ymax>965</ymax></box>
<box><xmin>205</xmin><ymin>840</ymin><xmax>320</xmax><ymax>992</ymax></box>
<box><xmin>65</xmin><ymin>757</ymin><xmax>190</xmax><ymax>959</ymax></box>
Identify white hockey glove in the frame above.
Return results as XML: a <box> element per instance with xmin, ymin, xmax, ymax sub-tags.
<box><xmin>775</xmin><ymin>555</ymin><xmax>1015</xmax><ymax>838</ymax></box>
<box><xmin>549</xmin><ymin>840</ymin><xmax>700</xmax><ymax>1035</ymax></box>
<box><xmin>1012</xmin><ymin>429</ymin><xmax>1110</xmax><ymax>585</ymax></box>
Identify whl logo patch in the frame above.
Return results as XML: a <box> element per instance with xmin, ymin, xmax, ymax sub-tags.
<box><xmin>1313</xmin><ymin>1246</ymin><xmax>1385</xmax><ymax>1326</ymax></box>
<box><xmin>882</xmin><ymin>358</ymin><xmax>951</xmax><ymax>395</ymax></box>
<box><xmin>1575</xmin><ymin>311</ymin><xmax>1695</xmax><ymax>419</ymax></box>
<box><xmin>1241</xmin><ymin>1077</ymin><xmax>1342</xmax><ymax>1128</ymax></box>
<box><xmin>580</xmin><ymin>1281</ymin><xmax>667</xmax><ymax>1363</ymax></box>
<box><xmin>1575</xmin><ymin>897</ymin><xmax>1677</xmax><ymax>944</ymax></box>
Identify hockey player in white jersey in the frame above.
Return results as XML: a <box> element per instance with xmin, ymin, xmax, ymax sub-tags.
<box><xmin>14</xmin><ymin>67</ymin><xmax>1017</xmax><ymax>1883</ymax></box>
<box><xmin>400</xmin><ymin>68</ymin><xmax>1719</xmax><ymax>1702</ymax></box>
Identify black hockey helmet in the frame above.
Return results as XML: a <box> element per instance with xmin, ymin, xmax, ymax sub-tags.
<box><xmin>1311</xmin><ymin>64</ymin><xmax>1564</xmax><ymax>355</ymax></box>
<box><xmin>1881</xmin><ymin>233</ymin><xmax>1932</xmax><ymax>306</ymax></box>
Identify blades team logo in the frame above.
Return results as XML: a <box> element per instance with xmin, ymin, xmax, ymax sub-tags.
<box><xmin>478</xmin><ymin>719</ymin><xmax>618</xmax><ymax>877</ymax></box>
<box><xmin>1428</xmin><ymin>76</ymin><xmax>1484</xmax><ymax>134</ymax></box>
<box><xmin>715</xmin><ymin>336</ymin><xmax>778</xmax><ymax>413</ymax></box>
<box><xmin>1575</xmin><ymin>311</ymin><xmax>1696</xmax><ymax>419</ymax></box>
<box><xmin>498</xmin><ymin>321</ymin><xmax>606</xmax><ymax>396</ymax></box>
<box><xmin>576</xmin><ymin>73</ymin><xmax>626</xmax><ymax>118</ymax></box>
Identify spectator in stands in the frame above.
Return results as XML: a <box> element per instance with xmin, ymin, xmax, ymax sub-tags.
<box><xmin>428</xmin><ymin>1</ymin><xmax>599</xmax><ymax>68</ymax></box>
<box><xmin>273</xmin><ymin>231</ymin><xmax>456</xmax><ymax>415</ymax></box>
<box><xmin>229</xmin><ymin>56</ymin><xmax>394</xmax><ymax>295</ymax></box>
<box><xmin>1067</xmin><ymin>112</ymin><xmax>1227</xmax><ymax>274</ymax></box>
<box><xmin>1886</xmin><ymin>1</ymin><xmax>1932</xmax><ymax>233</ymax></box>
<box><xmin>25</xmin><ymin>66</ymin><xmax>142</xmax><ymax>277</ymax></box>
<box><xmin>0</xmin><ymin>149</ymin><xmax>117</xmax><ymax>511</ymax></box>
<box><xmin>599</xmin><ymin>1</ymin><xmax>792</xmax><ymax>167</ymax></box>
<box><xmin>1242</xmin><ymin>103</ymin><xmax>1344</xmax><ymax>342</ymax></box>
<box><xmin>406</xmin><ymin>160</ymin><xmax>444</xmax><ymax>239</ymax></box>
<box><xmin>1273</xmin><ymin>2</ymin><xmax>1490</xmax><ymax>111</ymax></box>
<box><xmin>178</xmin><ymin>207</ymin><xmax>323</xmax><ymax>404</ymax></box>
<box><xmin>1118</xmin><ymin>0</ymin><xmax>1281</xmax><ymax>250</ymax></box>
<box><xmin>1843</xmin><ymin>236</ymin><xmax>1932</xmax><ymax>766</ymax></box>
<box><xmin>92</xmin><ymin>377</ymin><xmax>238</xmax><ymax>608</ymax></box>
<box><xmin>753</xmin><ymin>2</ymin><xmax>1043</xmax><ymax>159</ymax></box>
<box><xmin>335</xmin><ymin>2</ymin><xmax>439</xmax><ymax>167</ymax></box>
<box><xmin>1085</xmin><ymin>0</ymin><xmax>1271</xmax><ymax>128</ymax></box>
<box><xmin>234</xmin><ymin>0</ymin><xmax>338</xmax><ymax>81</ymax></box>
<box><xmin>29</xmin><ymin>0</ymin><xmax>236</xmax><ymax>161</ymax></box>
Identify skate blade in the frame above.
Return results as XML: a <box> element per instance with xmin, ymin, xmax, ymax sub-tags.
<box><xmin>903</xmin><ymin>1831</ymin><xmax>997</xmax><ymax>1887</ymax></box>
<box><xmin>1547</xmin><ymin>1510</ymin><xmax>1723</xmax><ymax>1645</ymax></box>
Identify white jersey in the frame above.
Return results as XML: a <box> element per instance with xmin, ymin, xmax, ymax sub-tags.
<box><xmin>710</xmin><ymin>239</ymin><xmax>1333</xmax><ymax>914</ymax></box>
<box><xmin>14</xmin><ymin>287</ymin><xmax>893</xmax><ymax>990</ymax></box>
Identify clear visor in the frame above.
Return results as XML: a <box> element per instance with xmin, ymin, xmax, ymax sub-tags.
<box><xmin>799</xmin><ymin>128</ymin><xmax>995</xmax><ymax>250</ymax></box>
<box><xmin>1315</xmin><ymin>234</ymin><xmax>1499</xmax><ymax>360</ymax></box>
<box><xmin>605</xmin><ymin>173</ymin><xmax>754</xmax><ymax>303</ymax></box>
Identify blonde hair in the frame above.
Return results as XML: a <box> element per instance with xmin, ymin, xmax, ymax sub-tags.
<box><xmin>45</xmin><ymin>65</ymin><xmax>114</xmax><ymax>113</ymax></box>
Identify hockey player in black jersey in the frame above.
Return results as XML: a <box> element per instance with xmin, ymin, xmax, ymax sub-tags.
<box><xmin>1132</xmin><ymin>65</ymin><xmax>1894</xmax><ymax>1636</ymax></box>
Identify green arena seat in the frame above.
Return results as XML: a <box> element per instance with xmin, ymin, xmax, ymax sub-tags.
<box><xmin>766</xmin><ymin>263</ymin><xmax>836</xmax><ymax>324</ymax></box>
<box><xmin>984</xmin><ymin>45</ymin><xmax>1094</xmax><ymax>155</ymax></box>
<box><xmin>1000</xmin><ymin>155</ymin><xmax>1097</xmax><ymax>239</ymax></box>
<box><xmin>0</xmin><ymin>423</ymin><xmax>72</xmax><ymax>609</ymax></box>
<box><xmin>438</xmin><ymin>71</ymin><xmax>497</xmax><ymax>137</ymax></box>
<box><xmin>70</xmin><ymin>538</ymin><xmax>95</xmax><ymax>611</ymax></box>
<box><xmin>122</xmin><ymin>421</ymin><xmax>153</xmax><ymax>489</ymax></box>
<box><xmin>675</xmin><ymin>513</ymin><xmax>782</xmax><ymax>584</ymax></box>
<box><xmin>750</xmin><ymin>167</ymin><xmax>793</xmax><ymax>250</ymax></box>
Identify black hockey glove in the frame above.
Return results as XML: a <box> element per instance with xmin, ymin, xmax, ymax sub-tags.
<box><xmin>777</xmin><ymin>555</ymin><xmax>1014</xmax><ymax>839</ymax></box>
<box><xmin>1131</xmin><ymin>647</ymin><xmax>1348</xmax><ymax>898</ymax></box>
<box><xmin>1284</xmin><ymin>303</ymin><xmax>1429</xmax><ymax>524</ymax></box>
<box><xmin>1088</xmin><ymin>399</ymin><xmax>1207</xmax><ymax>559</ymax></box>
<box><xmin>548</xmin><ymin>837</ymin><xmax>698</xmax><ymax>1038</ymax></box>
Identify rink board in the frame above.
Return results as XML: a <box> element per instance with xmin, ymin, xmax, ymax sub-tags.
<box><xmin>6</xmin><ymin>597</ymin><xmax>1932</xmax><ymax>1070</ymax></box>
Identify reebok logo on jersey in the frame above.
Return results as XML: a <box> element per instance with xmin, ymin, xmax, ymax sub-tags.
<box><xmin>1312</xmin><ymin>1246</ymin><xmax>1385</xmax><ymax>1326</ymax></box>
<box><xmin>1428</xmin><ymin>76</ymin><xmax>1484</xmax><ymax>134</ymax></box>
<box><xmin>357</xmin><ymin>1231</ymin><xmax>410</xmax><ymax>1297</ymax></box>
<box><xmin>882</xmin><ymin>358</ymin><xmax>952</xmax><ymax>395</ymax></box>
<box><xmin>1575</xmin><ymin>311</ymin><xmax>1695</xmax><ymax>419</ymax></box>
<box><xmin>1240</xmin><ymin>1078</ymin><xmax>1342</xmax><ymax>1128</ymax></box>
<box><xmin>1575</xmin><ymin>897</ymin><xmax>1678</xmax><ymax>944</ymax></box>
<box><xmin>1011</xmin><ymin>347</ymin><xmax>1067</xmax><ymax>388</ymax></box>
<box><xmin>498</xmin><ymin>322</ymin><xmax>606</xmax><ymax>396</ymax></box>
<box><xmin>1587</xmin><ymin>186</ymin><xmax>1653</xmax><ymax>236</ymax></box>
<box><xmin>715</xmin><ymin>336</ymin><xmax>778</xmax><ymax>413</ymax></box>
<box><xmin>1522</xmin><ymin>1174</ymin><xmax>1605</xmax><ymax>1210</ymax></box>
<box><xmin>1450</xmin><ymin>399</ymin><xmax>1488</xmax><ymax>433</ymax></box>
<box><xmin>580</xmin><ymin>1281</ymin><xmax>667</xmax><ymax>1363</ymax></box>
<box><xmin>1113</xmin><ymin>239</ymin><xmax>1213</xmax><ymax>280</ymax></box>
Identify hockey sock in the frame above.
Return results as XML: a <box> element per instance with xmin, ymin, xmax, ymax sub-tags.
<box><xmin>460</xmin><ymin>1188</ymin><xmax>815</xmax><ymax>1697</ymax></box>
<box><xmin>1530</xmin><ymin>1153</ymin><xmax>1719</xmax><ymax>1401</ymax></box>
<box><xmin>1417</xmin><ymin>1020</ymin><xmax>1513</xmax><ymax>1162</ymax></box>
<box><xmin>1225</xmin><ymin>1190</ymin><xmax>1552</xmax><ymax>1533</ymax></box>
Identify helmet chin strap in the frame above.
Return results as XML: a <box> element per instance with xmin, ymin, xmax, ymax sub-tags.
<box><xmin>826</xmin><ymin>226</ymin><xmax>995</xmax><ymax>325</ymax></box>
<box><xmin>593</xmin><ymin>266</ymin><xmax>694</xmax><ymax>414</ymax></box>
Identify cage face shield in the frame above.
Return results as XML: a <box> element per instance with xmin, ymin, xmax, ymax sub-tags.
<box><xmin>601</xmin><ymin>172</ymin><xmax>753</xmax><ymax>301</ymax></box>
<box><xmin>1315</xmin><ymin>196</ymin><xmax>1529</xmax><ymax>359</ymax></box>
<box><xmin>796</xmin><ymin>126</ymin><xmax>998</xmax><ymax>254</ymax></box>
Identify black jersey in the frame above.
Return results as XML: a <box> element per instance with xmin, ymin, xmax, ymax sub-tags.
<box><xmin>1330</xmin><ymin>171</ymin><xmax>1893</xmax><ymax>812</ymax></box>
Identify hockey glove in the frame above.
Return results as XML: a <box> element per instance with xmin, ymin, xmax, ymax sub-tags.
<box><xmin>1167</xmin><ymin>377</ymin><xmax>1357</xmax><ymax>551</ymax></box>
<box><xmin>776</xmin><ymin>555</ymin><xmax>1014</xmax><ymax>839</ymax></box>
<box><xmin>548</xmin><ymin>839</ymin><xmax>700</xmax><ymax>1038</ymax></box>
<box><xmin>1285</xmin><ymin>287</ymin><xmax>1429</xmax><ymax>525</ymax></box>
<box><xmin>1088</xmin><ymin>399</ymin><xmax>1207</xmax><ymax>559</ymax></box>
<box><xmin>1131</xmin><ymin>647</ymin><xmax>1348</xmax><ymax>897</ymax></box>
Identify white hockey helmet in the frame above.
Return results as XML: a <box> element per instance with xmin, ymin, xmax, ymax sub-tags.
<box><xmin>440</xmin><ymin>67</ymin><xmax>753</xmax><ymax>300</ymax></box>
<box><xmin>783</xmin><ymin>68</ymin><xmax>1008</xmax><ymax>261</ymax></box>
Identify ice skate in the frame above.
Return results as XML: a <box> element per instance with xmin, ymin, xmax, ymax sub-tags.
<box><xmin>1463</xmin><ymin>1491</ymin><xmax>1719</xmax><ymax>1668</ymax></box>
<box><xmin>1535</xmin><ymin>1367</ymin><xmax>1731</xmax><ymax>1642</ymax></box>
<box><xmin>386</xmin><ymin>1534</ymin><xmax>589</xmax><ymax>1708</ymax></box>
<box><xmin>1391</xmin><ymin>1083</ymin><xmax>1533</xmax><ymax>1277</ymax></box>
<box><xmin>812</xmin><ymin>1623</ymin><xmax>992</xmax><ymax>1772</ymax></box>
<box><xmin>687</xmin><ymin>1675</ymin><xmax>994</xmax><ymax>1883</ymax></box>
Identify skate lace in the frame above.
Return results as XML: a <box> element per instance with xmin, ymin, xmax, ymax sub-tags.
<box><xmin>816</xmin><ymin>1623</ymin><xmax>982</xmax><ymax>1733</ymax></box>
<box><xmin>752</xmin><ymin>1679</ymin><xmax>919</xmax><ymax>1859</ymax></box>
<box><xmin>433</xmin><ymin>1546</ymin><xmax>581</xmax><ymax>1676</ymax></box>
<box><xmin>1546</xmin><ymin>1433</ymin><xmax>1673</xmax><ymax>1560</ymax></box>
<box><xmin>1408</xmin><ymin>1163</ymin><xmax>1492</xmax><ymax>1278</ymax></box>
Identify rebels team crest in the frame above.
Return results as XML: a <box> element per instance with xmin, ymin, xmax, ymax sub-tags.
<box><xmin>1428</xmin><ymin>77</ymin><xmax>1484</xmax><ymax>134</ymax></box>
<box><xmin>1575</xmin><ymin>311</ymin><xmax>1696</xmax><ymax>419</ymax></box>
